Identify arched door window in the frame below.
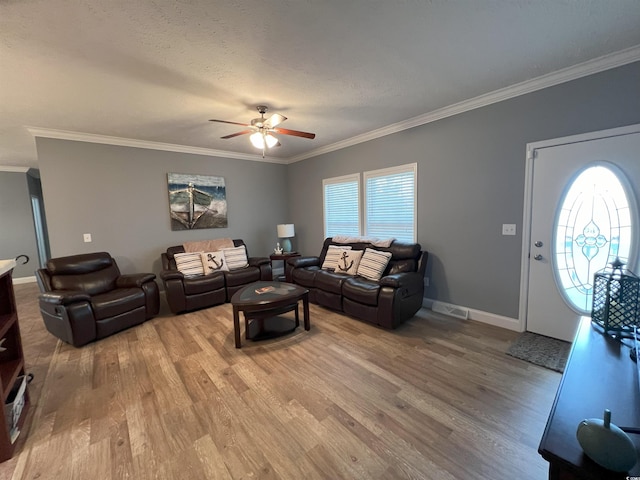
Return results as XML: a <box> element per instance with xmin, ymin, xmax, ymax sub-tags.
<box><xmin>553</xmin><ymin>162</ymin><xmax>637</xmax><ymax>314</ymax></box>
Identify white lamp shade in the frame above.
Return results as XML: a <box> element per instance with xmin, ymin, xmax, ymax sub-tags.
<box><xmin>264</xmin><ymin>133</ymin><xmax>278</xmax><ymax>148</ymax></box>
<box><xmin>277</xmin><ymin>224</ymin><xmax>295</xmax><ymax>238</ymax></box>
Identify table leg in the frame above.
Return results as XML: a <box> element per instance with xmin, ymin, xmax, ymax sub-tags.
<box><xmin>295</xmin><ymin>303</ymin><xmax>300</xmax><ymax>327</ymax></box>
<box><xmin>233</xmin><ymin>305</ymin><xmax>241</xmax><ymax>348</ymax></box>
<box><xmin>303</xmin><ymin>292</ymin><xmax>310</xmax><ymax>331</ymax></box>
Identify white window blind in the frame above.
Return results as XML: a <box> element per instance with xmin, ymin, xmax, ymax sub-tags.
<box><xmin>364</xmin><ymin>164</ymin><xmax>416</xmax><ymax>243</ymax></box>
<box><xmin>323</xmin><ymin>174</ymin><xmax>360</xmax><ymax>238</ymax></box>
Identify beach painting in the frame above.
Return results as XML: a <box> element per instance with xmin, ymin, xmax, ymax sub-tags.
<box><xmin>167</xmin><ymin>173</ymin><xmax>228</xmax><ymax>230</ymax></box>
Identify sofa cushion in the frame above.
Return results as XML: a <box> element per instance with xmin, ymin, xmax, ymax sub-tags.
<box><xmin>183</xmin><ymin>273</ymin><xmax>225</xmax><ymax>295</ymax></box>
<box><xmin>333</xmin><ymin>249</ymin><xmax>363</xmax><ymax>275</ymax></box>
<box><xmin>174</xmin><ymin>252</ymin><xmax>205</xmax><ymax>277</ymax></box>
<box><xmin>321</xmin><ymin>245</ymin><xmax>352</xmax><ymax>270</ymax></box>
<box><xmin>223</xmin><ymin>246</ymin><xmax>249</xmax><ymax>270</ymax></box>
<box><xmin>91</xmin><ymin>288</ymin><xmax>146</xmax><ymax>320</ymax></box>
<box><xmin>343</xmin><ymin>277</ymin><xmax>381</xmax><ymax>306</ymax></box>
<box><xmin>201</xmin><ymin>251</ymin><xmax>229</xmax><ymax>274</ymax></box>
<box><xmin>315</xmin><ymin>270</ymin><xmax>349</xmax><ymax>294</ymax></box>
<box><xmin>357</xmin><ymin>248</ymin><xmax>392</xmax><ymax>281</ymax></box>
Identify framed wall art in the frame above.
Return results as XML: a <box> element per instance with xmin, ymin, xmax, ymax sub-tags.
<box><xmin>167</xmin><ymin>173</ymin><xmax>228</xmax><ymax>230</ymax></box>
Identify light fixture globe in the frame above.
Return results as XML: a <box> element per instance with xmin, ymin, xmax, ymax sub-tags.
<box><xmin>250</xmin><ymin>132</ymin><xmax>265</xmax><ymax>149</ymax></box>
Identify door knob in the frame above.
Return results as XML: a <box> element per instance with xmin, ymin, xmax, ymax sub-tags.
<box><xmin>534</xmin><ymin>241</ymin><xmax>543</xmax><ymax>247</ymax></box>
<box><xmin>534</xmin><ymin>254</ymin><xmax>543</xmax><ymax>261</ymax></box>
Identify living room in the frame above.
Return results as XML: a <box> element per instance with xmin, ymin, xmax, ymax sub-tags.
<box><xmin>1</xmin><ymin>1</ymin><xmax>640</xmax><ymax>478</ymax></box>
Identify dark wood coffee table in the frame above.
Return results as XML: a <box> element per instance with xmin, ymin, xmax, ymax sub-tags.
<box><xmin>230</xmin><ymin>281</ymin><xmax>310</xmax><ymax>348</ymax></box>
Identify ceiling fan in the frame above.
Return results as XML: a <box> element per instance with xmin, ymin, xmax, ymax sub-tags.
<box><xmin>209</xmin><ymin>105</ymin><xmax>316</xmax><ymax>156</ymax></box>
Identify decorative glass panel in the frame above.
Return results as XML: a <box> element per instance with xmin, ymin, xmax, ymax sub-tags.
<box><xmin>553</xmin><ymin>163</ymin><xmax>636</xmax><ymax>314</ymax></box>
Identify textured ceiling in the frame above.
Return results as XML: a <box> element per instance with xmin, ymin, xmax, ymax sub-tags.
<box><xmin>2</xmin><ymin>0</ymin><xmax>640</xmax><ymax>168</ymax></box>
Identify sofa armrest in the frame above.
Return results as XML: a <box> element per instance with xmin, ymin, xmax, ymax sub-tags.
<box><xmin>117</xmin><ymin>273</ymin><xmax>157</xmax><ymax>288</ymax></box>
<box><xmin>379</xmin><ymin>272</ymin><xmax>423</xmax><ymax>289</ymax></box>
<box><xmin>288</xmin><ymin>256</ymin><xmax>320</xmax><ymax>269</ymax></box>
<box><xmin>160</xmin><ymin>269</ymin><xmax>184</xmax><ymax>282</ymax></box>
<box><xmin>39</xmin><ymin>290</ymin><xmax>91</xmax><ymax>305</ymax></box>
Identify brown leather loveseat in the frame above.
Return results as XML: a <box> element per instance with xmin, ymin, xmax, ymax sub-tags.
<box><xmin>36</xmin><ymin>252</ymin><xmax>160</xmax><ymax>347</ymax></box>
<box><xmin>160</xmin><ymin>239</ymin><xmax>271</xmax><ymax>314</ymax></box>
<box><xmin>288</xmin><ymin>237</ymin><xmax>428</xmax><ymax>328</ymax></box>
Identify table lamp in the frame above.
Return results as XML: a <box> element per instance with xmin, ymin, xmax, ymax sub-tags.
<box><xmin>277</xmin><ymin>224</ymin><xmax>295</xmax><ymax>253</ymax></box>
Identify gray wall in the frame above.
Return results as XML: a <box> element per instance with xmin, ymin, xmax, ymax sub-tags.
<box><xmin>35</xmin><ymin>139</ymin><xmax>290</xmax><ymax>276</ymax></box>
<box><xmin>0</xmin><ymin>171</ymin><xmax>40</xmax><ymax>278</ymax></box>
<box><xmin>288</xmin><ymin>61</ymin><xmax>640</xmax><ymax>319</ymax></box>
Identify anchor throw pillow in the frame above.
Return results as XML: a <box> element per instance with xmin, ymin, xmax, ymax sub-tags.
<box><xmin>334</xmin><ymin>249</ymin><xmax>363</xmax><ymax>276</ymax></box>
<box><xmin>201</xmin><ymin>251</ymin><xmax>229</xmax><ymax>274</ymax></box>
<box><xmin>321</xmin><ymin>245</ymin><xmax>352</xmax><ymax>270</ymax></box>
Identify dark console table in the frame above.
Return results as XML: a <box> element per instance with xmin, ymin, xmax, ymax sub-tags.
<box><xmin>538</xmin><ymin>317</ymin><xmax>640</xmax><ymax>479</ymax></box>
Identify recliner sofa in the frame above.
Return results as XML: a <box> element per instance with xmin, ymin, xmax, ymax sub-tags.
<box><xmin>160</xmin><ymin>239</ymin><xmax>271</xmax><ymax>314</ymax></box>
<box><xmin>36</xmin><ymin>252</ymin><xmax>160</xmax><ymax>347</ymax></box>
<box><xmin>287</xmin><ymin>237</ymin><xmax>428</xmax><ymax>328</ymax></box>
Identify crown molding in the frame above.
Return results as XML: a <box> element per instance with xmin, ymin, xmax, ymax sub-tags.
<box><xmin>288</xmin><ymin>45</ymin><xmax>640</xmax><ymax>163</ymax></box>
<box><xmin>0</xmin><ymin>166</ymin><xmax>30</xmax><ymax>173</ymax></box>
<box><xmin>26</xmin><ymin>127</ymin><xmax>288</xmax><ymax>164</ymax></box>
<box><xmin>24</xmin><ymin>45</ymin><xmax>640</xmax><ymax>166</ymax></box>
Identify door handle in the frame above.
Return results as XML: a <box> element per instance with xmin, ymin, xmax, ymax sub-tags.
<box><xmin>534</xmin><ymin>254</ymin><xmax>543</xmax><ymax>261</ymax></box>
<box><xmin>534</xmin><ymin>241</ymin><xmax>543</xmax><ymax>247</ymax></box>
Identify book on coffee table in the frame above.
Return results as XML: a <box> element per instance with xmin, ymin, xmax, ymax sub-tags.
<box><xmin>255</xmin><ymin>286</ymin><xmax>275</xmax><ymax>294</ymax></box>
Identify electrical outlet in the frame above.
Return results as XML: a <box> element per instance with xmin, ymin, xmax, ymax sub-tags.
<box><xmin>502</xmin><ymin>224</ymin><xmax>516</xmax><ymax>236</ymax></box>
<box><xmin>83</xmin><ymin>233</ymin><xmax>92</xmax><ymax>243</ymax></box>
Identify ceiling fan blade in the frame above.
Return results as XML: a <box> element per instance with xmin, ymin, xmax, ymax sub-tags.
<box><xmin>264</xmin><ymin>113</ymin><xmax>287</xmax><ymax>129</ymax></box>
<box><xmin>209</xmin><ymin>119</ymin><xmax>251</xmax><ymax>127</ymax></box>
<box><xmin>221</xmin><ymin>130</ymin><xmax>253</xmax><ymax>139</ymax></box>
<box><xmin>273</xmin><ymin>127</ymin><xmax>316</xmax><ymax>139</ymax></box>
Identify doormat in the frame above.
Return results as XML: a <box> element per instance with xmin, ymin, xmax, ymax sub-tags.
<box><xmin>506</xmin><ymin>332</ymin><xmax>571</xmax><ymax>373</ymax></box>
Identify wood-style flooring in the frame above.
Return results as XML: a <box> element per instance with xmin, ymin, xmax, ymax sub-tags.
<box><xmin>1</xmin><ymin>283</ymin><xmax>560</xmax><ymax>479</ymax></box>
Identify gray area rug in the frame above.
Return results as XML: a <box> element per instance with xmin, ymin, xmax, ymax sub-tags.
<box><xmin>506</xmin><ymin>332</ymin><xmax>571</xmax><ymax>373</ymax></box>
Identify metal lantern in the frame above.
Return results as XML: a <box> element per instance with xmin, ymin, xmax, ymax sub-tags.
<box><xmin>591</xmin><ymin>258</ymin><xmax>640</xmax><ymax>335</ymax></box>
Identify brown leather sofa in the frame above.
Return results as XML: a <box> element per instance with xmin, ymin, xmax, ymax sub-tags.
<box><xmin>160</xmin><ymin>239</ymin><xmax>272</xmax><ymax>314</ymax></box>
<box><xmin>287</xmin><ymin>237</ymin><xmax>428</xmax><ymax>328</ymax></box>
<box><xmin>36</xmin><ymin>252</ymin><xmax>160</xmax><ymax>347</ymax></box>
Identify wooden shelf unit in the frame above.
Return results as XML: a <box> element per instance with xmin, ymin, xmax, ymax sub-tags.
<box><xmin>0</xmin><ymin>266</ymin><xmax>30</xmax><ymax>462</ymax></box>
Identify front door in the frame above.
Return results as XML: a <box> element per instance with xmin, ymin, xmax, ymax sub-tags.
<box><xmin>524</xmin><ymin>126</ymin><xmax>640</xmax><ymax>342</ymax></box>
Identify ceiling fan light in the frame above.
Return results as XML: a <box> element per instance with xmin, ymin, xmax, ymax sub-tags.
<box><xmin>249</xmin><ymin>131</ymin><xmax>265</xmax><ymax>149</ymax></box>
<box><xmin>265</xmin><ymin>133</ymin><xmax>278</xmax><ymax>148</ymax></box>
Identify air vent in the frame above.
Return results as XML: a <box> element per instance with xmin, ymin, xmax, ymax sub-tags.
<box><xmin>431</xmin><ymin>301</ymin><xmax>469</xmax><ymax>320</ymax></box>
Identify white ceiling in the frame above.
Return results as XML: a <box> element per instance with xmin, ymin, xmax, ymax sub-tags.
<box><xmin>2</xmin><ymin>1</ymin><xmax>640</xmax><ymax>169</ymax></box>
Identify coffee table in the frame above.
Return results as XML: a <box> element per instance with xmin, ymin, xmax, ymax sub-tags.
<box><xmin>230</xmin><ymin>281</ymin><xmax>310</xmax><ymax>348</ymax></box>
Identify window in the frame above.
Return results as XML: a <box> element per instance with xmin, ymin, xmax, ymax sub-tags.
<box><xmin>323</xmin><ymin>164</ymin><xmax>417</xmax><ymax>242</ymax></box>
<box><xmin>323</xmin><ymin>174</ymin><xmax>360</xmax><ymax>237</ymax></box>
<box><xmin>364</xmin><ymin>164</ymin><xmax>417</xmax><ymax>243</ymax></box>
<box><xmin>553</xmin><ymin>162</ymin><xmax>637</xmax><ymax>314</ymax></box>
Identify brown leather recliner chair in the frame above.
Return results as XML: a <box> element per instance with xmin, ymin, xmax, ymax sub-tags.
<box><xmin>36</xmin><ymin>252</ymin><xmax>160</xmax><ymax>347</ymax></box>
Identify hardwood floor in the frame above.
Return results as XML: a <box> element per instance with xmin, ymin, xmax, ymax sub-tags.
<box><xmin>1</xmin><ymin>283</ymin><xmax>560</xmax><ymax>479</ymax></box>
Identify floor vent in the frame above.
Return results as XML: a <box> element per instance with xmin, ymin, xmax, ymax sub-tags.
<box><xmin>431</xmin><ymin>301</ymin><xmax>469</xmax><ymax>320</ymax></box>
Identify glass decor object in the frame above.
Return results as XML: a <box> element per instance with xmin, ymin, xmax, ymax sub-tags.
<box><xmin>591</xmin><ymin>258</ymin><xmax>640</xmax><ymax>335</ymax></box>
<box><xmin>553</xmin><ymin>163</ymin><xmax>636</xmax><ymax>314</ymax></box>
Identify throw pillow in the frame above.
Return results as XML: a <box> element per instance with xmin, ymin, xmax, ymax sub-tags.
<box><xmin>174</xmin><ymin>252</ymin><xmax>204</xmax><ymax>277</ymax></box>
<box><xmin>334</xmin><ymin>249</ymin><xmax>363</xmax><ymax>275</ymax></box>
<box><xmin>201</xmin><ymin>251</ymin><xmax>229</xmax><ymax>274</ymax></box>
<box><xmin>223</xmin><ymin>245</ymin><xmax>249</xmax><ymax>270</ymax></box>
<box><xmin>357</xmin><ymin>248</ymin><xmax>393</xmax><ymax>281</ymax></box>
<box><xmin>321</xmin><ymin>245</ymin><xmax>353</xmax><ymax>270</ymax></box>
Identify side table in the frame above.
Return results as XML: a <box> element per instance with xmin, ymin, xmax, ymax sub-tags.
<box><xmin>269</xmin><ymin>252</ymin><xmax>300</xmax><ymax>282</ymax></box>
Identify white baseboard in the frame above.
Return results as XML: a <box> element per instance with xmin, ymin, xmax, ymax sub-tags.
<box><xmin>422</xmin><ymin>297</ymin><xmax>523</xmax><ymax>332</ymax></box>
<box><xmin>13</xmin><ymin>276</ymin><xmax>37</xmax><ymax>285</ymax></box>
